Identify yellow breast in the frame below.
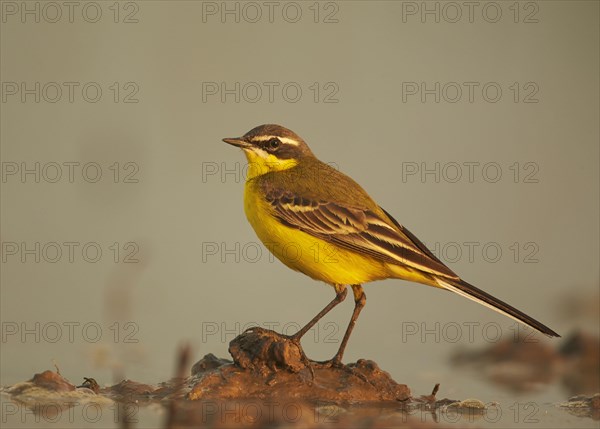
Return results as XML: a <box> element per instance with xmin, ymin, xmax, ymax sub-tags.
<box><xmin>243</xmin><ymin>180</ymin><xmax>392</xmax><ymax>286</ymax></box>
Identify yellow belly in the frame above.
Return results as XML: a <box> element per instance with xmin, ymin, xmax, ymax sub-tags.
<box><xmin>244</xmin><ymin>183</ymin><xmax>397</xmax><ymax>286</ymax></box>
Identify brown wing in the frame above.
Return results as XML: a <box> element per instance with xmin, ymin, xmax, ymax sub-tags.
<box><xmin>264</xmin><ymin>188</ymin><xmax>458</xmax><ymax>279</ymax></box>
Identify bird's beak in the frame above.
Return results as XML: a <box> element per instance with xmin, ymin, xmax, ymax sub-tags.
<box><xmin>222</xmin><ymin>137</ymin><xmax>250</xmax><ymax>148</ymax></box>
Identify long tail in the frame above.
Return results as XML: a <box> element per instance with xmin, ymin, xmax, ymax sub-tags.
<box><xmin>435</xmin><ymin>278</ymin><xmax>560</xmax><ymax>338</ymax></box>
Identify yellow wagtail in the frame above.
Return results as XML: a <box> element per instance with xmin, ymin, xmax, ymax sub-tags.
<box><xmin>223</xmin><ymin>124</ymin><xmax>559</xmax><ymax>366</ymax></box>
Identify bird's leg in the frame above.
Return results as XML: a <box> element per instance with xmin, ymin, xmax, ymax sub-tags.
<box><xmin>285</xmin><ymin>285</ymin><xmax>347</xmax><ymax>381</ymax></box>
<box><xmin>312</xmin><ymin>284</ymin><xmax>366</xmax><ymax>368</ymax></box>
<box><xmin>332</xmin><ymin>284</ymin><xmax>366</xmax><ymax>365</ymax></box>
<box><xmin>288</xmin><ymin>284</ymin><xmax>347</xmax><ymax>343</ymax></box>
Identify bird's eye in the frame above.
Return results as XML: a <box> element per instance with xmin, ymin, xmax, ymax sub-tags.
<box><xmin>267</xmin><ymin>138</ymin><xmax>281</xmax><ymax>150</ymax></box>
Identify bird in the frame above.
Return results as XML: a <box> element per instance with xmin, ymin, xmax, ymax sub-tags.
<box><xmin>223</xmin><ymin>124</ymin><xmax>559</xmax><ymax>367</ymax></box>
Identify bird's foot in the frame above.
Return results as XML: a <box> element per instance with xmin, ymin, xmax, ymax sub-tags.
<box><xmin>284</xmin><ymin>334</ymin><xmax>315</xmax><ymax>381</ymax></box>
<box><xmin>284</xmin><ymin>335</ymin><xmax>368</xmax><ymax>384</ymax></box>
<box><xmin>309</xmin><ymin>358</ymin><xmax>370</xmax><ymax>384</ymax></box>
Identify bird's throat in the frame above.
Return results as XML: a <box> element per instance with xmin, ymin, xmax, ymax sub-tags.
<box><xmin>243</xmin><ymin>149</ymin><xmax>298</xmax><ymax>180</ymax></box>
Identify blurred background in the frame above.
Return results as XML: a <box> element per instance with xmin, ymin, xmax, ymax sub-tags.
<box><xmin>1</xmin><ymin>0</ymin><xmax>598</xmax><ymax>412</ymax></box>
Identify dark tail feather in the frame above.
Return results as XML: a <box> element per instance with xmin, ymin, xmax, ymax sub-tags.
<box><xmin>435</xmin><ymin>278</ymin><xmax>560</xmax><ymax>338</ymax></box>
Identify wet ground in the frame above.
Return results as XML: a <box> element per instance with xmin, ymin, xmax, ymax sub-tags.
<box><xmin>1</xmin><ymin>328</ymin><xmax>598</xmax><ymax>428</ymax></box>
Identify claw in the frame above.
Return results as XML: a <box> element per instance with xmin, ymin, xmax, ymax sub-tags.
<box><xmin>285</xmin><ymin>334</ymin><xmax>315</xmax><ymax>382</ymax></box>
<box><xmin>309</xmin><ymin>358</ymin><xmax>370</xmax><ymax>384</ymax></box>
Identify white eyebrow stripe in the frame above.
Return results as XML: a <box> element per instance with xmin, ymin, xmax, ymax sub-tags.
<box><xmin>278</xmin><ymin>137</ymin><xmax>299</xmax><ymax>146</ymax></box>
<box><xmin>251</xmin><ymin>135</ymin><xmax>300</xmax><ymax>146</ymax></box>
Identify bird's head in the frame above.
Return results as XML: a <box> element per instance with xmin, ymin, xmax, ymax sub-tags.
<box><xmin>223</xmin><ymin>124</ymin><xmax>314</xmax><ymax>179</ymax></box>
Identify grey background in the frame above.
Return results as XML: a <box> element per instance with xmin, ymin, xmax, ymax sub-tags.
<box><xmin>1</xmin><ymin>1</ymin><xmax>598</xmax><ymax>401</ymax></box>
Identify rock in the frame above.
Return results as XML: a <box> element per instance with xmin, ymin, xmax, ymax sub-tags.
<box><xmin>30</xmin><ymin>370</ymin><xmax>76</xmax><ymax>392</ymax></box>
<box><xmin>191</xmin><ymin>353</ymin><xmax>232</xmax><ymax>375</ymax></box>
<box><xmin>5</xmin><ymin>370</ymin><xmax>76</xmax><ymax>397</ymax></box>
<box><xmin>559</xmin><ymin>393</ymin><xmax>600</xmax><ymax>419</ymax></box>
<box><xmin>3</xmin><ymin>370</ymin><xmax>112</xmax><ymax>409</ymax></box>
<box><xmin>189</xmin><ymin>328</ymin><xmax>411</xmax><ymax>403</ymax></box>
<box><xmin>446</xmin><ymin>398</ymin><xmax>487</xmax><ymax>411</ymax></box>
<box><xmin>104</xmin><ymin>379</ymin><xmax>157</xmax><ymax>399</ymax></box>
<box><xmin>77</xmin><ymin>377</ymin><xmax>100</xmax><ymax>393</ymax></box>
<box><xmin>229</xmin><ymin>327</ymin><xmax>307</xmax><ymax>374</ymax></box>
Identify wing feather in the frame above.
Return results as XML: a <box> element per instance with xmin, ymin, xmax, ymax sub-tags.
<box><xmin>264</xmin><ymin>188</ymin><xmax>458</xmax><ymax>279</ymax></box>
